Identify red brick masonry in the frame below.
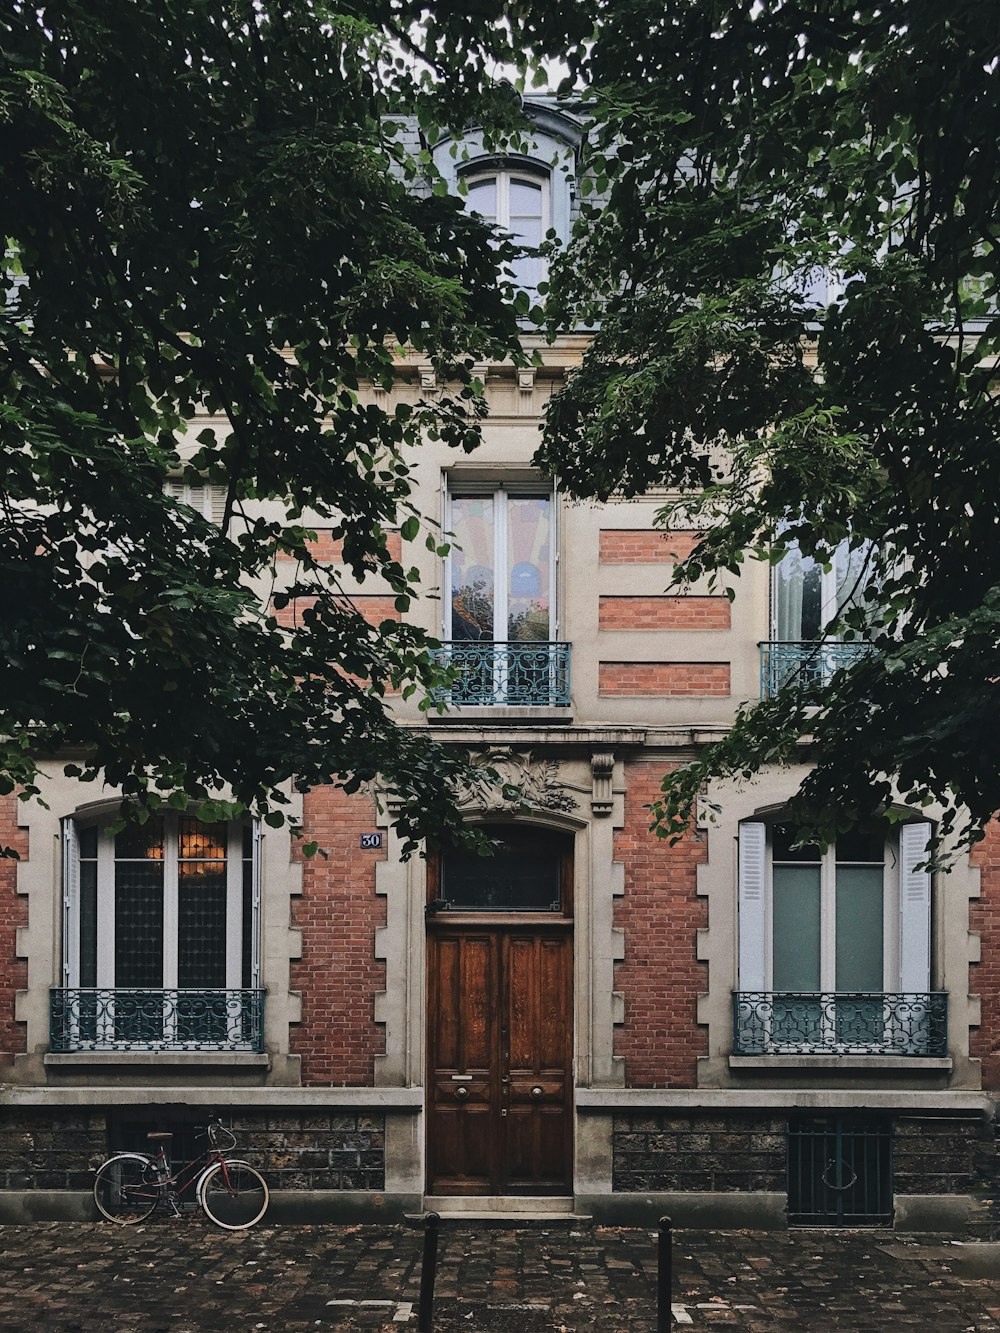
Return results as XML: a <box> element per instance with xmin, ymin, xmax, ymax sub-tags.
<box><xmin>599</xmin><ymin>530</ymin><xmax>702</xmax><ymax>564</ymax></box>
<box><xmin>598</xmin><ymin>596</ymin><xmax>731</xmax><ymax>631</ymax></box>
<box><xmin>971</xmin><ymin>819</ymin><xmax>1000</xmax><ymax>1087</ymax></box>
<box><xmin>0</xmin><ymin>798</ymin><xmax>28</xmax><ymax>1060</ymax></box>
<box><xmin>276</xmin><ymin>530</ymin><xmax>403</xmax><ymax>563</ymax></box>
<box><xmin>291</xmin><ymin>786</ymin><xmax>387</xmax><ymax>1084</ymax></box>
<box><xmin>613</xmin><ymin>762</ymin><xmax>707</xmax><ymax>1086</ymax></box>
<box><xmin>599</xmin><ymin>662</ymin><xmax>731</xmax><ymax>696</ymax></box>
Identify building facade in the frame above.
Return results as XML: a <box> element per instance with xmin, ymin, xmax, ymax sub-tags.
<box><xmin>2</xmin><ymin>99</ymin><xmax>999</xmax><ymax>1232</ymax></box>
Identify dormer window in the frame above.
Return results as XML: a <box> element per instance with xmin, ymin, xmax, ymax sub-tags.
<box><xmin>464</xmin><ymin>169</ymin><xmax>549</xmax><ymax>296</ymax></box>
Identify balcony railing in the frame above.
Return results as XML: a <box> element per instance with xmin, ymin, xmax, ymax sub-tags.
<box><xmin>760</xmin><ymin>640</ymin><xmax>872</xmax><ymax>697</ymax></box>
<box><xmin>49</xmin><ymin>988</ymin><xmax>266</xmax><ymax>1053</ymax></box>
<box><xmin>431</xmin><ymin>640</ymin><xmax>571</xmax><ymax>707</ymax></box>
<box><xmin>732</xmin><ymin>991</ymin><xmax>948</xmax><ymax>1057</ymax></box>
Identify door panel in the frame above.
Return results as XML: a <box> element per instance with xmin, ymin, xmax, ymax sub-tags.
<box><xmin>427</xmin><ymin>926</ymin><xmax>572</xmax><ymax>1196</ymax></box>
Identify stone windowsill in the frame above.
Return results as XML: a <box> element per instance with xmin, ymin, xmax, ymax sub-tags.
<box><xmin>728</xmin><ymin>1055</ymin><xmax>953</xmax><ymax>1072</ymax></box>
<box><xmin>44</xmin><ymin>1052</ymin><xmax>271</xmax><ymax>1068</ymax></box>
<box><xmin>428</xmin><ymin>707</ymin><xmax>573</xmax><ymax>726</ymax></box>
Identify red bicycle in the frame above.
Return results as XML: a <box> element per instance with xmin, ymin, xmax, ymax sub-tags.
<box><xmin>93</xmin><ymin>1118</ymin><xmax>269</xmax><ymax>1230</ymax></box>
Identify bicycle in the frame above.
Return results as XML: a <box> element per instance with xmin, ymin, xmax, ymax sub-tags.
<box><xmin>93</xmin><ymin>1118</ymin><xmax>269</xmax><ymax>1230</ymax></box>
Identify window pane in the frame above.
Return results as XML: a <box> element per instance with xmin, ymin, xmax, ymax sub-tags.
<box><xmin>78</xmin><ymin>826</ymin><xmax>98</xmax><ymax>859</ymax></box>
<box><xmin>115</xmin><ymin>819</ymin><xmax>163</xmax><ymax>860</ymax></box>
<box><xmin>836</xmin><ymin>827</ymin><xmax>884</xmax><ymax>863</ymax></box>
<box><xmin>114</xmin><ymin>861</ymin><xmax>164</xmax><ymax>988</ymax></box>
<box><xmin>441</xmin><ymin>827</ymin><xmax>566</xmax><ymax>911</ymax></box>
<box><xmin>80</xmin><ymin>860</ymin><xmax>97</xmax><ymax>988</ymax></box>
<box><xmin>509</xmin><ymin>179</ymin><xmax>543</xmax><ymax>220</ymax></box>
<box><xmin>836</xmin><ymin>866</ymin><xmax>884</xmax><ymax>991</ymax></box>
<box><xmin>773</xmin><ymin>866</ymin><xmax>821</xmax><ymax>990</ymax></box>
<box><xmin>178</xmin><ymin>817</ymin><xmax>228</xmax><ymax>989</ymax></box>
<box><xmin>507</xmin><ymin>496</ymin><xmax>550</xmax><ymax>640</ymax></box>
<box><xmin>775</xmin><ymin>544</ymin><xmax>823</xmax><ymax>639</ymax></box>
<box><xmin>772</xmin><ymin>824</ymin><xmax>821</xmax><ymax>863</ymax></box>
<box><xmin>450</xmin><ymin>496</ymin><xmax>495</xmax><ymax>640</ymax></box>
<box><xmin>466</xmin><ymin>177</ymin><xmax>497</xmax><ymax>223</ymax></box>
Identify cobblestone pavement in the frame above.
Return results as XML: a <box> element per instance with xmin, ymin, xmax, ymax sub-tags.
<box><xmin>3</xmin><ymin>1220</ymin><xmax>1000</xmax><ymax>1332</ymax></box>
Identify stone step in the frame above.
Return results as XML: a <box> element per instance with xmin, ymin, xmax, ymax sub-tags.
<box><xmin>411</xmin><ymin>1197</ymin><xmax>591</xmax><ymax>1227</ymax></box>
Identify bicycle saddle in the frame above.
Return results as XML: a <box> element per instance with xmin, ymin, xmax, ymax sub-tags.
<box><xmin>146</xmin><ymin>1131</ymin><xmax>173</xmax><ymax>1143</ymax></box>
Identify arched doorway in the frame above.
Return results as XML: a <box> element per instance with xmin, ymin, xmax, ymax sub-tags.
<box><xmin>426</xmin><ymin>823</ymin><xmax>574</xmax><ymax>1196</ymax></box>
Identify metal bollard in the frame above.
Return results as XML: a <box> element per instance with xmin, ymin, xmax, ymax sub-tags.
<box><xmin>656</xmin><ymin>1215</ymin><xmax>673</xmax><ymax>1332</ymax></box>
<box><xmin>417</xmin><ymin>1211</ymin><xmax>441</xmax><ymax>1333</ymax></box>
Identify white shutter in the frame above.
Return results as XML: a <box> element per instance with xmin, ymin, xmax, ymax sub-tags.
<box><xmin>61</xmin><ymin>818</ymin><xmax>80</xmax><ymax>986</ymax></box>
<box><xmin>250</xmin><ymin>820</ymin><xmax>262</xmax><ymax>988</ymax></box>
<box><xmin>738</xmin><ymin>822</ymin><xmax>767</xmax><ymax>991</ymax></box>
<box><xmin>899</xmin><ymin>821</ymin><xmax>932</xmax><ymax>992</ymax></box>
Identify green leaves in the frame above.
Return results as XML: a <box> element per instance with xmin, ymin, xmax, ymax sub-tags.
<box><xmin>541</xmin><ymin>0</ymin><xmax>1000</xmax><ymax>854</ymax></box>
<box><xmin>0</xmin><ymin>0</ymin><xmax>588</xmax><ymax>854</ymax></box>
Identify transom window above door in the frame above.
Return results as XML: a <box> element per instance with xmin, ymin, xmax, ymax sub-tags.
<box><xmin>464</xmin><ymin>170</ymin><xmax>549</xmax><ymax>296</ymax></box>
<box><xmin>433</xmin><ymin>825</ymin><xmax>573</xmax><ymax>915</ymax></box>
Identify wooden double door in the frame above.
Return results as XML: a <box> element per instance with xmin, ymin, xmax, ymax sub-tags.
<box><xmin>427</xmin><ymin>923</ymin><xmax>573</xmax><ymax>1195</ymax></box>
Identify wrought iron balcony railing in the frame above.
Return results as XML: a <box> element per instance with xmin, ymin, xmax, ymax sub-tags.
<box><xmin>732</xmin><ymin>991</ymin><xmax>948</xmax><ymax>1057</ymax></box>
<box><xmin>760</xmin><ymin>640</ymin><xmax>872</xmax><ymax>697</ymax></box>
<box><xmin>431</xmin><ymin>640</ymin><xmax>571</xmax><ymax>707</ymax></box>
<box><xmin>49</xmin><ymin>988</ymin><xmax>266</xmax><ymax>1053</ymax></box>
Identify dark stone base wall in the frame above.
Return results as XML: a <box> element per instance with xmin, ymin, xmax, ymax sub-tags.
<box><xmin>613</xmin><ymin>1111</ymin><xmax>1000</xmax><ymax>1237</ymax></box>
<box><xmin>0</xmin><ymin>1107</ymin><xmax>385</xmax><ymax>1193</ymax></box>
<box><xmin>613</xmin><ymin>1114</ymin><xmax>786</xmax><ymax>1193</ymax></box>
<box><xmin>0</xmin><ymin>1109</ymin><xmax>106</xmax><ymax>1190</ymax></box>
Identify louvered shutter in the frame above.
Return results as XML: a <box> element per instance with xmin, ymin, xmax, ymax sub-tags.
<box><xmin>61</xmin><ymin>818</ymin><xmax>80</xmax><ymax>986</ymax></box>
<box><xmin>738</xmin><ymin>822</ymin><xmax>767</xmax><ymax>991</ymax></box>
<box><xmin>899</xmin><ymin>821</ymin><xmax>932</xmax><ymax>992</ymax></box>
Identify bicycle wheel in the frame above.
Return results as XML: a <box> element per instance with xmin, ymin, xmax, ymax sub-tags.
<box><xmin>199</xmin><ymin>1161</ymin><xmax>268</xmax><ymax>1230</ymax></box>
<box><xmin>94</xmin><ymin>1155</ymin><xmax>160</xmax><ymax>1224</ymax></box>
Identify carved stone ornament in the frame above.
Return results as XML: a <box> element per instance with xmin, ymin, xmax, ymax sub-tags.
<box><xmin>591</xmin><ymin>752</ymin><xmax>615</xmax><ymax>817</ymax></box>
<box><xmin>460</xmin><ymin>748</ymin><xmax>578</xmax><ymax>815</ymax></box>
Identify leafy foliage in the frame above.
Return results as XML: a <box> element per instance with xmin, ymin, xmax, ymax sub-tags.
<box><xmin>1</xmin><ymin>0</ymin><xmax>593</xmax><ymax>852</ymax></box>
<box><xmin>540</xmin><ymin>0</ymin><xmax>1000</xmax><ymax>856</ymax></box>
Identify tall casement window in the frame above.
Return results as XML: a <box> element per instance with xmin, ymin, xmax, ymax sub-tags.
<box><xmin>464</xmin><ymin>170</ymin><xmax>549</xmax><ymax>295</ymax></box>
<box><xmin>54</xmin><ymin>814</ymin><xmax>263</xmax><ymax>1052</ymax></box>
<box><xmin>439</xmin><ymin>483</ymin><xmax>568</xmax><ymax>707</ymax></box>
<box><xmin>764</xmin><ymin>536</ymin><xmax>873</xmax><ymax>694</ymax></box>
<box><xmin>734</xmin><ymin>820</ymin><xmax>947</xmax><ymax>1056</ymax></box>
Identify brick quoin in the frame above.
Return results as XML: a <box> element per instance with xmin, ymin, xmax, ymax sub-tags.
<box><xmin>276</xmin><ymin>530</ymin><xmax>403</xmax><ymax>563</ymax></box>
<box><xmin>970</xmin><ymin>818</ymin><xmax>1000</xmax><ymax>1087</ymax></box>
<box><xmin>598</xmin><ymin>530</ymin><xmax>702</xmax><ymax>564</ymax></box>
<box><xmin>598</xmin><ymin>596</ymin><xmax>731</xmax><ymax>631</ymax></box>
<box><xmin>0</xmin><ymin>798</ymin><xmax>28</xmax><ymax>1062</ymax></box>
<box><xmin>599</xmin><ymin>662</ymin><xmax>731</xmax><ymax>697</ymax></box>
<box><xmin>613</xmin><ymin>761</ymin><xmax>707</xmax><ymax>1087</ymax></box>
<box><xmin>290</xmin><ymin>786</ymin><xmax>387</xmax><ymax>1085</ymax></box>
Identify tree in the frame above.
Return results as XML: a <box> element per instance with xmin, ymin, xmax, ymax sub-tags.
<box><xmin>539</xmin><ymin>0</ymin><xmax>1000</xmax><ymax>858</ymax></box>
<box><xmin>1</xmin><ymin>0</ymin><xmax>591</xmax><ymax>851</ymax></box>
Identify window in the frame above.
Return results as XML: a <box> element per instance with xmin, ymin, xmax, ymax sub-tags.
<box><xmin>54</xmin><ymin>813</ymin><xmax>262</xmax><ymax>1051</ymax></box>
<box><xmin>447</xmin><ymin>484</ymin><xmax>555</xmax><ymax>643</ymax></box>
<box><xmin>434</xmin><ymin>825</ymin><xmax>572</xmax><ymax>914</ymax></box>
<box><xmin>772</xmin><ymin>536</ymin><xmax>872</xmax><ymax>641</ymax></box>
<box><xmin>164</xmin><ymin>477</ymin><xmax>225</xmax><ymax>524</ymax></box>
<box><xmin>787</xmin><ymin>1115</ymin><xmax>893</xmax><ymax>1226</ymax></box>
<box><xmin>464</xmin><ymin>169</ymin><xmax>549</xmax><ymax>296</ymax></box>
<box><xmin>734</xmin><ymin>819</ymin><xmax>946</xmax><ymax>1056</ymax></box>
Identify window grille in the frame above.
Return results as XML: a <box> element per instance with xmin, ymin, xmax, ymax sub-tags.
<box><xmin>787</xmin><ymin>1115</ymin><xmax>893</xmax><ymax>1225</ymax></box>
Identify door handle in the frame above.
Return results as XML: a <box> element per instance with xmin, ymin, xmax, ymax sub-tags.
<box><xmin>530</xmin><ymin>1086</ymin><xmax>544</xmax><ymax>1099</ymax></box>
<box><xmin>454</xmin><ymin>1085</ymin><xmax>470</xmax><ymax>1100</ymax></box>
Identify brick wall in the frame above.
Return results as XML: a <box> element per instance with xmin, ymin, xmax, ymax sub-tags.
<box><xmin>271</xmin><ymin>595</ymin><xmax>400</xmax><ymax>630</ymax></box>
<box><xmin>599</xmin><ymin>530</ymin><xmax>701</xmax><ymax>564</ymax></box>
<box><xmin>971</xmin><ymin>820</ymin><xmax>1000</xmax><ymax>1086</ymax></box>
<box><xmin>0</xmin><ymin>799</ymin><xmax>27</xmax><ymax>1062</ymax></box>
<box><xmin>0</xmin><ymin>1108</ymin><xmax>106</xmax><ymax>1189</ymax></box>
<box><xmin>230</xmin><ymin>1110</ymin><xmax>385</xmax><ymax>1190</ymax></box>
<box><xmin>276</xmin><ymin>530</ymin><xmax>402</xmax><ymax>563</ymax></box>
<box><xmin>599</xmin><ymin>662</ymin><xmax>731</xmax><ymax>697</ymax></box>
<box><xmin>291</xmin><ymin>786</ymin><xmax>387</xmax><ymax>1085</ymax></box>
<box><xmin>613</xmin><ymin>762</ymin><xmax>707</xmax><ymax>1086</ymax></box>
<box><xmin>598</xmin><ymin>596</ymin><xmax>731</xmax><ymax>631</ymax></box>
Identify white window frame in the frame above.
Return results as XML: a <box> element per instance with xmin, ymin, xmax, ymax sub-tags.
<box><xmin>61</xmin><ymin>813</ymin><xmax>259</xmax><ymax>1049</ymax></box>
<box><xmin>443</xmin><ymin>481</ymin><xmax>558</xmax><ymax>642</ymax></box>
